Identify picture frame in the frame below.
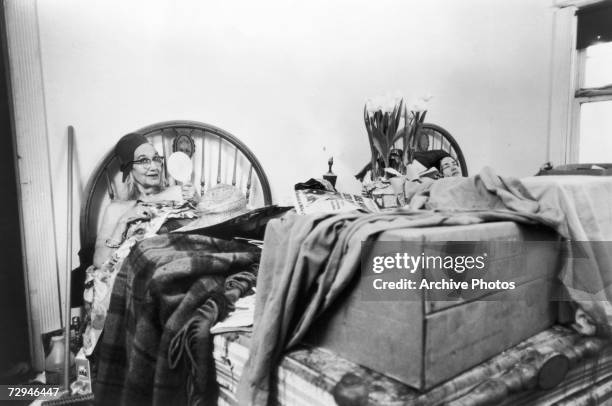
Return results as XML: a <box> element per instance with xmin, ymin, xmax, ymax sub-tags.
<box><xmin>172</xmin><ymin>133</ymin><xmax>196</xmax><ymax>158</ymax></box>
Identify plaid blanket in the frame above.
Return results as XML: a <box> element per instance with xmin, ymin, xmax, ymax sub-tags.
<box><xmin>94</xmin><ymin>233</ymin><xmax>260</xmax><ymax>406</ymax></box>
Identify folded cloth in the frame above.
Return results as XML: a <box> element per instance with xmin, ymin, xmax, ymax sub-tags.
<box><xmin>237</xmin><ymin>168</ymin><xmax>564</xmax><ymax>406</ymax></box>
<box><xmin>94</xmin><ymin>233</ymin><xmax>260</xmax><ymax>406</ymax></box>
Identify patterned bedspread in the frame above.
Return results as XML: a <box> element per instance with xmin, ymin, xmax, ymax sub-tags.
<box><xmin>213</xmin><ymin>327</ymin><xmax>612</xmax><ymax>406</ymax></box>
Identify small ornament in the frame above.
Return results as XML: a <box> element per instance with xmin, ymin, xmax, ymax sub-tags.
<box><xmin>323</xmin><ymin>157</ymin><xmax>337</xmax><ymax>188</ymax></box>
<box><xmin>172</xmin><ymin>133</ymin><xmax>196</xmax><ymax>158</ymax></box>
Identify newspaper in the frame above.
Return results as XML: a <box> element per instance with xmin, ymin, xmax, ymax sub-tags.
<box><xmin>293</xmin><ymin>189</ymin><xmax>379</xmax><ymax>215</ymax></box>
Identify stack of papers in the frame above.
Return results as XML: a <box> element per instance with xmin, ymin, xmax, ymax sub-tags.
<box><xmin>210</xmin><ymin>293</ymin><xmax>256</xmax><ymax>334</ymax></box>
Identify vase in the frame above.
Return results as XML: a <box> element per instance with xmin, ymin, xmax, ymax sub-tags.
<box><xmin>404</xmin><ymin>162</ymin><xmax>419</xmax><ymax>181</ymax></box>
<box><xmin>366</xmin><ymin>177</ymin><xmax>405</xmax><ymax>209</ymax></box>
<box><xmin>389</xmin><ymin>177</ymin><xmax>406</xmax><ymax>207</ymax></box>
<box><xmin>45</xmin><ymin>335</ymin><xmax>75</xmax><ymax>386</ymax></box>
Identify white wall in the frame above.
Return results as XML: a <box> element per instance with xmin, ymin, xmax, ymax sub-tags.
<box><xmin>32</xmin><ymin>0</ymin><xmax>555</xmax><ymax>277</ymax></box>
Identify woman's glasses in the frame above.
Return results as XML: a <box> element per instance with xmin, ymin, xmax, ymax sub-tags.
<box><xmin>130</xmin><ymin>156</ymin><xmax>165</xmax><ymax>168</ymax></box>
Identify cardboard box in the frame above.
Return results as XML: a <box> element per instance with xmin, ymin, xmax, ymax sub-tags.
<box><xmin>304</xmin><ymin>221</ymin><xmax>561</xmax><ymax>391</ymax></box>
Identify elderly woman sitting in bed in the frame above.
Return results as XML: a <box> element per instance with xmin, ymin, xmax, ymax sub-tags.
<box><xmin>88</xmin><ymin>138</ymin><xmax>262</xmax><ymax>405</ymax></box>
<box><xmin>84</xmin><ymin>133</ymin><xmax>199</xmax><ymax>353</ymax></box>
<box><xmin>93</xmin><ymin>133</ymin><xmax>198</xmax><ymax>268</ymax></box>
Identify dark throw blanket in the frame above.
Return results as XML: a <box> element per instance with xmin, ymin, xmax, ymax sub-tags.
<box><xmin>94</xmin><ymin>233</ymin><xmax>260</xmax><ymax>406</ymax></box>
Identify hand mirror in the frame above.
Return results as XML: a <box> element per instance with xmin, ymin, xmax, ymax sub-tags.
<box><xmin>167</xmin><ymin>151</ymin><xmax>193</xmax><ymax>183</ymax></box>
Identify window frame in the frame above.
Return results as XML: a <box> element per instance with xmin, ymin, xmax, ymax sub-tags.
<box><xmin>555</xmin><ymin>0</ymin><xmax>607</xmax><ymax>7</ymax></box>
<box><xmin>551</xmin><ymin>0</ymin><xmax>612</xmax><ymax>163</ymax></box>
<box><xmin>571</xmin><ymin>46</ymin><xmax>612</xmax><ymax>161</ymax></box>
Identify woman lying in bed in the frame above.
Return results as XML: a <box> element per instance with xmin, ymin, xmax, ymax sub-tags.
<box><xmin>402</xmin><ymin>151</ymin><xmax>465</xmax><ymax>209</ymax></box>
<box><xmin>412</xmin><ymin>149</ymin><xmax>463</xmax><ymax>179</ymax></box>
<box><xmin>355</xmin><ymin>149</ymin><xmax>463</xmax><ymax>184</ymax></box>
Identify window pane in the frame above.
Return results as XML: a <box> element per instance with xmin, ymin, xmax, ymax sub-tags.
<box><xmin>583</xmin><ymin>41</ymin><xmax>612</xmax><ymax>88</ymax></box>
<box><xmin>579</xmin><ymin>100</ymin><xmax>612</xmax><ymax>162</ymax></box>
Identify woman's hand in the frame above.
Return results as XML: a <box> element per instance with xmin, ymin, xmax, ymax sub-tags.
<box><xmin>181</xmin><ymin>183</ymin><xmax>201</xmax><ymax>203</ymax></box>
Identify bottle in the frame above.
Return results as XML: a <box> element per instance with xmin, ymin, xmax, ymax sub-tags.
<box><xmin>70</xmin><ymin>317</ymin><xmax>82</xmax><ymax>353</ymax></box>
<box><xmin>45</xmin><ymin>335</ymin><xmax>75</xmax><ymax>386</ymax></box>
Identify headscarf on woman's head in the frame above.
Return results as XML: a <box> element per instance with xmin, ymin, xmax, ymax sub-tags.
<box><xmin>413</xmin><ymin>149</ymin><xmax>451</xmax><ymax>171</ymax></box>
<box><xmin>115</xmin><ymin>133</ymin><xmax>148</xmax><ymax>182</ymax></box>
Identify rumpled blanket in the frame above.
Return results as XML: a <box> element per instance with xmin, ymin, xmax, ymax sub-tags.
<box><xmin>94</xmin><ymin>233</ymin><xmax>260</xmax><ymax>406</ymax></box>
<box><xmin>237</xmin><ymin>169</ymin><xmax>563</xmax><ymax>405</ymax></box>
<box><xmin>237</xmin><ymin>167</ymin><xmax>564</xmax><ymax>405</ymax></box>
<box><xmin>406</xmin><ymin>166</ymin><xmax>564</xmax><ymax>219</ymax></box>
<box><xmin>523</xmin><ymin>175</ymin><xmax>612</xmax><ymax>336</ymax></box>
